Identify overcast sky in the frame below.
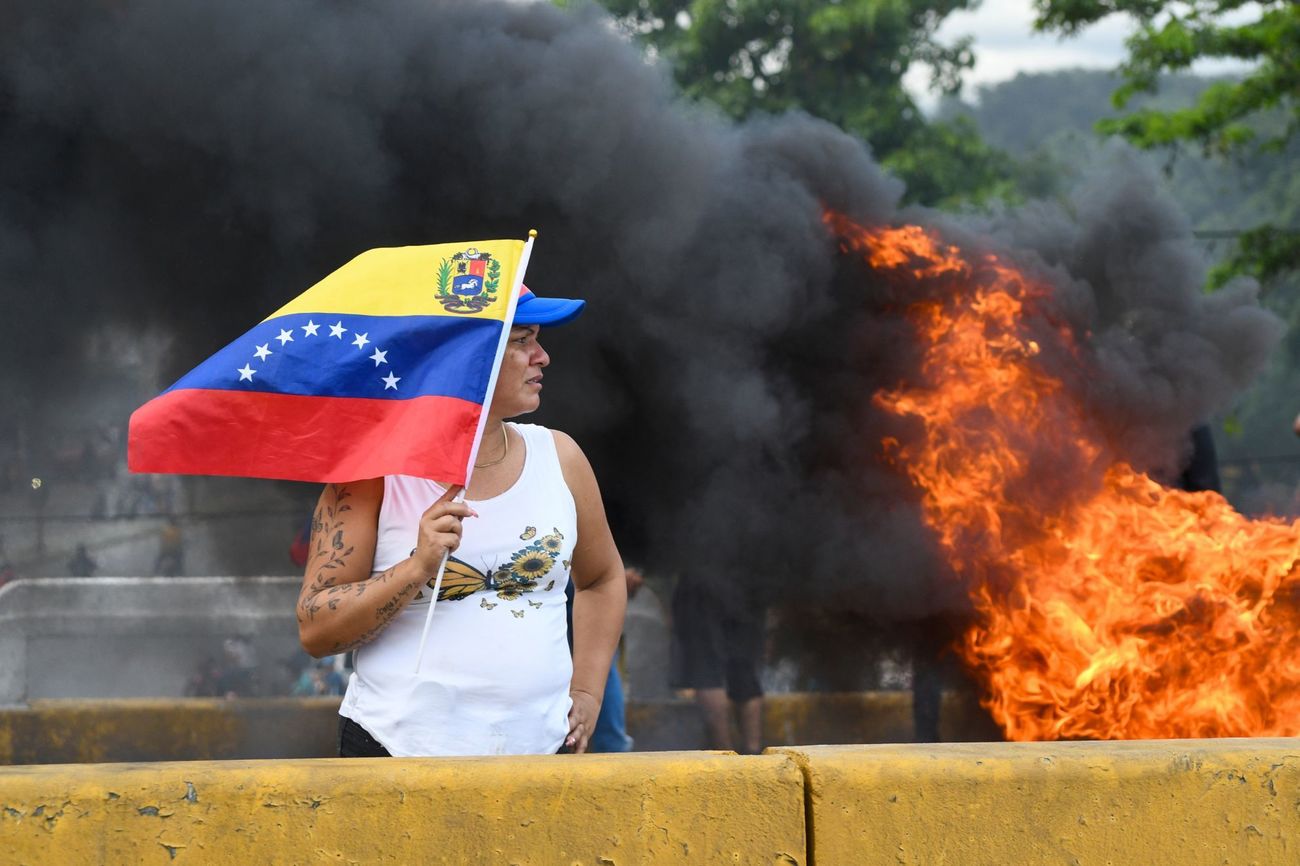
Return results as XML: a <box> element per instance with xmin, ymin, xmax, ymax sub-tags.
<box><xmin>904</xmin><ymin>0</ymin><xmax>1254</xmax><ymax>108</ymax></box>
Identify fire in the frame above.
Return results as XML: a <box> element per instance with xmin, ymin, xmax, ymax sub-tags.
<box><xmin>827</xmin><ymin>211</ymin><xmax>1300</xmax><ymax>740</ymax></box>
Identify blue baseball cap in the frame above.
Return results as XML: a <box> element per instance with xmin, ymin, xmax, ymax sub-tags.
<box><xmin>513</xmin><ymin>284</ymin><xmax>585</xmax><ymax>327</ymax></box>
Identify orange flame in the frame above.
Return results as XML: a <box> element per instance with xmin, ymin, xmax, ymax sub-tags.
<box><xmin>828</xmin><ymin>211</ymin><xmax>1300</xmax><ymax>740</ymax></box>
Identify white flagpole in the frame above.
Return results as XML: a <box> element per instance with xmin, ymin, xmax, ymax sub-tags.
<box><xmin>414</xmin><ymin>231</ymin><xmax>536</xmax><ymax>674</ymax></box>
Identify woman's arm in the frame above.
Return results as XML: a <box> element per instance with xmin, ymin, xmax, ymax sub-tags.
<box><xmin>296</xmin><ymin>479</ymin><xmax>471</xmax><ymax>657</ymax></box>
<box><xmin>555</xmin><ymin>431</ymin><xmax>627</xmax><ymax>752</ymax></box>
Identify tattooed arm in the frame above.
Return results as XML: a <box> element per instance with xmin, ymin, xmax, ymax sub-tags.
<box><xmin>296</xmin><ymin>480</ymin><xmax>471</xmax><ymax>657</ymax></box>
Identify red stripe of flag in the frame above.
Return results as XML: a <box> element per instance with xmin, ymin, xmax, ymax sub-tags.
<box><xmin>128</xmin><ymin>389</ymin><xmax>482</xmax><ymax>484</ymax></box>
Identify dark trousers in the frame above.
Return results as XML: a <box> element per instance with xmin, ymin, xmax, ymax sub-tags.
<box><xmin>338</xmin><ymin>716</ymin><xmax>391</xmax><ymax>757</ymax></box>
<box><xmin>337</xmin><ymin>716</ymin><xmax>573</xmax><ymax>756</ymax></box>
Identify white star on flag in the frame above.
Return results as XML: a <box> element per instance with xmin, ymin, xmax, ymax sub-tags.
<box><xmin>276</xmin><ymin>328</ymin><xmax>294</xmax><ymax>345</ymax></box>
<box><xmin>352</xmin><ymin>332</ymin><xmax>370</xmax><ymax>349</ymax></box>
<box><xmin>253</xmin><ymin>344</ymin><xmax>272</xmax><ymax>361</ymax></box>
<box><xmin>382</xmin><ymin>372</ymin><xmax>400</xmax><ymax>391</ymax></box>
<box><xmin>302</xmin><ymin>320</ymin><xmax>320</xmax><ymax>337</ymax></box>
<box><xmin>329</xmin><ymin>321</ymin><xmax>347</xmax><ymax>339</ymax></box>
<box><xmin>369</xmin><ymin>348</ymin><xmax>388</xmax><ymax>366</ymax></box>
<box><xmin>237</xmin><ymin>364</ymin><xmax>256</xmax><ymax>382</ymax></box>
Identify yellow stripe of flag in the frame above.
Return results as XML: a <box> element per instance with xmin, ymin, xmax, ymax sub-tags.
<box><xmin>266</xmin><ymin>239</ymin><xmax>527</xmax><ymax>321</ymax></box>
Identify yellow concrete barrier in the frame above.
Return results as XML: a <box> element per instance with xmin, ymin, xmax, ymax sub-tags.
<box><xmin>758</xmin><ymin>691</ymin><xmax>999</xmax><ymax>747</ymax></box>
<box><xmin>774</xmin><ymin>740</ymin><xmax>1300</xmax><ymax>866</ymax></box>
<box><xmin>0</xmin><ymin>752</ymin><xmax>806</xmax><ymax>865</ymax></box>
<box><xmin>2</xmin><ymin>692</ymin><xmax>1000</xmax><ymax>765</ymax></box>
<box><xmin>0</xmin><ymin>698</ymin><xmax>341</xmax><ymax>765</ymax></box>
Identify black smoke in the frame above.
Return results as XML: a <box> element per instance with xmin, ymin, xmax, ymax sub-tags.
<box><xmin>1</xmin><ymin>0</ymin><xmax>1282</xmax><ymax>622</ymax></box>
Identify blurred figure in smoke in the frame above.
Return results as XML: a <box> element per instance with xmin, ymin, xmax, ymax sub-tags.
<box><xmin>0</xmin><ymin>535</ymin><xmax>13</xmax><ymax>588</ymax></box>
<box><xmin>289</xmin><ymin>515</ymin><xmax>312</xmax><ymax>570</ymax></box>
<box><xmin>67</xmin><ymin>543</ymin><xmax>97</xmax><ymax>577</ymax></box>
<box><xmin>217</xmin><ymin>636</ymin><xmax>258</xmax><ymax>698</ymax></box>
<box><xmin>669</xmin><ymin>575</ymin><xmax>765</xmax><ymax>754</ymax></box>
<box><xmin>184</xmin><ymin>656</ymin><xmax>223</xmax><ymax>697</ymax></box>
<box><xmin>292</xmin><ymin>658</ymin><xmax>346</xmax><ymax>697</ymax></box>
<box><xmin>911</xmin><ymin>618</ymin><xmax>955</xmax><ymax>742</ymax></box>
<box><xmin>1178</xmin><ymin>425</ymin><xmax>1221</xmax><ymax>494</ymax></box>
<box><xmin>154</xmin><ymin>517</ymin><xmax>184</xmax><ymax>575</ymax></box>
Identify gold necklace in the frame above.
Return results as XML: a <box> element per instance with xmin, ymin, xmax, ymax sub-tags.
<box><xmin>474</xmin><ymin>425</ymin><xmax>510</xmax><ymax>469</ymax></box>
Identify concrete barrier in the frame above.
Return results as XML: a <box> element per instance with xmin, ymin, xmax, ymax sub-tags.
<box><xmin>1</xmin><ymin>692</ymin><xmax>999</xmax><ymax>765</ymax></box>
<box><xmin>0</xmin><ymin>699</ymin><xmax>340</xmax><ymax>765</ymax></box>
<box><xmin>5</xmin><ymin>736</ymin><xmax>1297</xmax><ymax>863</ymax></box>
<box><xmin>760</xmin><ymin>691</ymin><xmax>999</xmax><ymax>747</ymax></box>
<box><xmin>774</xmin><ymin>740</ymin><xmax>1300</xmax><ymax>865</ymax></box>
<box><xmin>0</xmin><ymin>577</ymin><xmax>301</xmax><ymax>703</ymax></box>
<box><xmin>0</xmin><ymin>752</ymin><xmax>807</xmax><ymax>865</ymax></box>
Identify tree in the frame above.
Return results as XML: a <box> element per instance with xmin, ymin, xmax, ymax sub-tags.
<box><xmin>586</xmin><ymin>0</ymin><xmax>1016</xmax><ymax>207</ymax></box>
<box><xmin>1033</xmin><ymin>0</ymin><xmax>1300</xmax><ymax>281</ymax></box>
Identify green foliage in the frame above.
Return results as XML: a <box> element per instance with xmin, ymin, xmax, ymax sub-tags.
<box><xmin>882</xmin><ymin>116</ymin><xmax>1019</xmax><ymax>207</ymax></box>
<box><xmin>1033</xmin><ymin>0</ymin><xmax>1300</xmax><ymax>280</ymax></box>
<box><xmin>587</xmin><ymin>0</ymin><xmax>1013</xmax><ymax>207</ymax></box>
<box><xmin>1209</xmin><ymin>226</ymin><xmax>1300</xmax><ymax>289</ymax></box>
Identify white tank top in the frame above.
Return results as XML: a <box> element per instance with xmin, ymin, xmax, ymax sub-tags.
<box><xmin>339</xmin><ymin>423</ymin><xmax>576</xmax><ymax>756</ymax></box>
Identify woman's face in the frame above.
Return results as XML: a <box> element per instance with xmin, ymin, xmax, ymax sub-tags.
<box><xmin>489</xmin><ymin>324</ymin><xmax>549</xmax><ymax>419</ymax></box>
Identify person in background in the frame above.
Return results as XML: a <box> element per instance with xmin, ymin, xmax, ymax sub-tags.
<box><xmin>217</xmin><ymin>636</ymin><xmax>258</xmax><ymax>698</ymax></box>
<box><xmin>292</xmin><ymin>658</ymin><xmax>346</xmax><ymax>696</ymax></box>
<box><xmin>184</xmin><ymin>656</ymin><xmax>223</xmax><ymax>697</ymax></box>
<box><xmin>1179</xmin><ymin>424</ymin><xmax>1221</xmax><ymax>493</ymax></box>
<box><xmin>669</xmin><ymin>574</ymin><xmax>765</xmax><ymax>754</ymax></box>
<box><xmin>289</xmin><ymin>515</ymin><xmax>312</xmax><ymax>569</ymax></box>
<box><xmin>68</xmin><ymin>543</ymin><xmax>97</xmax><ymax>577</ymax></box>
<box><xmin>0</xmin><ymin>535</ymin><xmax>15</xmax><ymax>589</ymax></box>
<box><xmin>154</xmin><ymin>517</ymin><xmax>184</xmax><ymax>575</ymax></box>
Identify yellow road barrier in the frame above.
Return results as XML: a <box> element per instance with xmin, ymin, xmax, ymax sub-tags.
<box><xmin>0</xmin><ymin>752</ymin><xmax>806</xmax><ymax>865</ymax></box>
<box><xmin>5</xmin><ymin>737</ymin><xmax>1298</xmax><ymax>864</ymax></box>
<box><xmin>2</xmin><ymin>693</ymin><xmax>1000</xmax><ymax>765</ymax></box>
<box><xmin>774</xmin><ymin>740</ymin><xmax>1300</xmax><ymax>866</ymax></box>
<box><xmin>0</xmin><ymin>698</ymin><xmax>340</xmax><ymax>765</ymax></box>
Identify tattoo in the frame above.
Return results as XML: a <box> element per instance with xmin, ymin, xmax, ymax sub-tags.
<box><xmin>297</xmin><ymin>591</ymin><xmax>324</xmax><ymax>623</ymax></box>
<box><xmin>304</xmin><ymin>485</ymin><xmax>356</xmax><ymax>595</ymax></box>
<box><xmin>373</xmin><ymin>587</ymin><xmax>409</xmax><ymax>621</ymax></box>
<box><xmin>327</xmin><ymin>571</ymin><xmax>413</xmax><ymax>653</ymax></box>
<box><xmin>297</xmin><ymin>486</ymin><xmax>412</xmax><ymax>649</ymax></box>
<box><xmin>298</xmin><ymin>485</ymin><xmax>361</xmax><ymax>622</ymax></box>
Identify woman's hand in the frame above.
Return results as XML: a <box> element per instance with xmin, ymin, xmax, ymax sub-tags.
<box><xmin>565</xmin><ymin>689</ymin><xmax>601</xmax><ymax>753</ymax></box>
<box><xmin>410</xmin><ymin>485</ymin><xmax>474</xmax><ymax>576</ymax></box>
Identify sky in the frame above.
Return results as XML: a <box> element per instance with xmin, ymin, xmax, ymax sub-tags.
<box><xmin>905</xmin><ymin>0</ymin><xmax>1254</xmax><ymax>108</ymax></box>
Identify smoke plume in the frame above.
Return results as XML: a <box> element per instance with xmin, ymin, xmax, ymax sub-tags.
<box><xmin>1</xmin><ymin>0</ymin><xmax>1282</xmax><ymax>620</ymax></box>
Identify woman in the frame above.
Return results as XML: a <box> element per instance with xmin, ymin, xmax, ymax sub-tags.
<box><xmin>296</xmin><ymin>286</ymin><xmax>626</xmax><ymax>756</ymax></box>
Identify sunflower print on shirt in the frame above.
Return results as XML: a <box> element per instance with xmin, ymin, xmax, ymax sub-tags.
<box><xmin>413</xmin><ymin>527</ymin><xmax>566</xmax><ymax>612</ymax></box>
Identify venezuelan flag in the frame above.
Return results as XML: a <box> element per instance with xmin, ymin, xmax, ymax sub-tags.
<box><xmin>128</xmin><ymin>237</ymin><xmax>531</xmax><ymax>484</ymax></box>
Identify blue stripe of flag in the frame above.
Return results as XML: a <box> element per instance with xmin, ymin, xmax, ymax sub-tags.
<box><xmin>166</xmin><ymin>313</ymin><xmax>502</xmax><ymax>403</ymax></box>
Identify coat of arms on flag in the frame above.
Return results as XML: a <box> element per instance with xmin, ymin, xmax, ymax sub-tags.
<box><xmin>437</xmin><ymin>248</ymin><xmax>501</xmax><ymax>314</ymax></box>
